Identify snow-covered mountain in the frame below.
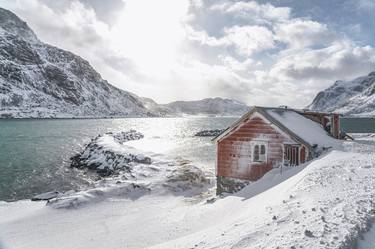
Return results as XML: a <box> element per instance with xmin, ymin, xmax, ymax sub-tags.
<box><xmin>0</xmin><ymin>7</ymin><xmax>155</xmax><ymax>118</ymax></box>
<box><xmin>307</xmin><ymin>72</ymin><xmax>375</xmax><ymax>116</ymax></box>
<box><xmin>0</xmin><ymin>8</ymin><xmax>249</xmax><ymax>118</ymax></box>
<box><xmin>162</xmin><ymin>97</ymin><xmax>250</xmax><ymax>116</ymax></box>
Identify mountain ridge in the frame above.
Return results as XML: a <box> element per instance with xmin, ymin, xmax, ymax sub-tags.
<box><xmin>0</xmin><ymin>7</ymin><xmax>156</xmax><ymax>118</ymax></box>
<box><xmin>162</xmin><ymin>97</ymin><xmax>249</xmax><ymax>116</ymax></box>
<box><xmin>307</xmin><ymin>71</ymin><xmax>375</xmax><ymax>116</ymax></box>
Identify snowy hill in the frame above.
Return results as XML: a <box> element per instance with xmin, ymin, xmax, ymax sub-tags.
<box><xmin>307</xmin><ymin>72</ymin><xmax>375</xmax><ymax>116</ymax></box>
<box><xmin>0</xmin><ymin>8</ymin><xmax>154</xmax><ymax>118</ymax></box>
<box><xmin>162</xmin><ymin>97</ymin><xmax>250</xmax><ymax>116</ymax></box>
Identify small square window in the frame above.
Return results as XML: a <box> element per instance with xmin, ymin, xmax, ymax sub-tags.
<box><xmin>253</xmin><ymin>143</ymin><xmax>267</xmax><ymax>162</ymax></box>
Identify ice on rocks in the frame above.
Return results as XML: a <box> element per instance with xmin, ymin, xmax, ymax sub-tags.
<box><xmin>111</xmin><ymin>130</ymin><xmax>144</xmax><ymax>144</ymax></box>
<box><xmin>70</xmin><ymin>130</ymin><xmax>151</xmax><ymax>176</ymax></box>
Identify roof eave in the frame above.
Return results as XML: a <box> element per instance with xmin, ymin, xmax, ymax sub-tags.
<box><xmin>257</xmin><ymin>108</ymin><xmax>313</xmax><ymax>151</ymax></box>
<box><xmin>212</xmin><ymin>106</ymin><xmax>257</xmax><ymax>142</ymax></box>
<box><xmin>212</xmin><ymin>106</ymin><xmax>314</xmax><ymax>151</ymax></box>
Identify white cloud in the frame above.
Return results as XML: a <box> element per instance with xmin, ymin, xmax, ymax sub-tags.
<box><xmin>223</xmin><ymin>25</ymin><xmax>275</xmax><ymax>56</ymax></box>
<box><xmin>275</xmin><ymin>19</ymin><xmax>335</xmax><ymax>49</ymax></box>
<box><xmin>219</xmin><ymin>55</ymin><xmax>255</xmax><ymax>72</ymax></box>
<box><xmin>211</xmin><ymin>1</ymin><xmax>291</xmax><ymax>23</ymax></box>
<box><xmin>187</xmin><ymin>25</ymin><xmax>275</xmax><ymax>56</ymax></box>
<box><xmin>271</xmin><ymin>41</ymin><xmax>375</xmax><ymax>82</ymax></box>
<box><xmin>9</xmin><ymin>0</ymin><xmax>110</xmax><ymax>51</ymax></box>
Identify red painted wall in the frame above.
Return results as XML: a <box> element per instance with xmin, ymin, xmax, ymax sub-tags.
<box><xmin>332</xmin><ymin>114</ymin><xmax>340</xmax><ymax>138</ymax></box>
<box><xmin>217</xmin><ymin>114</ymin><xmax>296</xmax><ymax>181</ymax></box>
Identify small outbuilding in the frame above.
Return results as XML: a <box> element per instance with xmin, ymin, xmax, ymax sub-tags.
<box><xmin>214</xmin><ymin>106</ymin><xmax>341</xmax><ymax>194</ymax></box>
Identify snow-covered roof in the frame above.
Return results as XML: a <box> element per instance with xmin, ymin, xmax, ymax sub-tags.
<box><xmin>263</xmin><ymin>108</ymin><xmax>340</xmax><ymax>148</ymax></box>
<box><xmin>215</xmin><ymin>106</ymin><xmax>340</xmax><ymax>149</ymax></box>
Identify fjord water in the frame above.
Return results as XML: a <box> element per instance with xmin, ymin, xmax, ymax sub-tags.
<box><xmin>0</xmin><ymin>117</ymin><xmax>236</xmax><ymax>201</ymax></box>
<box><xmin>340</xmin><ymin>117</ymin><xmax>375</xmax><ymax>133</ymax></box>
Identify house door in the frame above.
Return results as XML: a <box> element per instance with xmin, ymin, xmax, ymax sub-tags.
<box><xmin>237</xmin><ymin>142</ymin><xmax>252</xmax><ymax>172</ymax></box>
<box><xmin>284</xmin><ymin>145</ymin><xmax>299</xmax><ymax>166</ymax></box>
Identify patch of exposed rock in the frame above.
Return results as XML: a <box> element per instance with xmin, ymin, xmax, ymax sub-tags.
<box><xmin>194</xmin><ymin>129</ymin><xmax>225</xmax><ymax>137</ymax></box>
<box><xmin>70</xmin><ymin>130</ymin><xmax>151</xmax><ymax>176</ymax></box>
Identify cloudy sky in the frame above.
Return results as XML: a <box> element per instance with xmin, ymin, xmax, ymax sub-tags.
<box><xmin>1</xmin><ymin>0</ymin><xmax>375</xmax><ymax>107</ymax></box>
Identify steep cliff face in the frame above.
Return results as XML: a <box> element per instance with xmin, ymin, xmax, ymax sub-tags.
<box><xmin>0</xmin><ymin>7</ymin><xmax>154</xmax><ymax>118</ymax></box>
<box><xmin>307</xmin><ymin>72</ymin><xmax>375</xmax><ymax>116</ymax></box>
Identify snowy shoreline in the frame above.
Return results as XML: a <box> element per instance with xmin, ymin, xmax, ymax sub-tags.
<box><xmin>1</xmin><ymin>135</ymin><xmax>375</xmax><ymax>248</ymax></box>
<box><xmin>23</xmin><ymin>130</ymin><xmax>214</xmax><ymax>209</ymax></box>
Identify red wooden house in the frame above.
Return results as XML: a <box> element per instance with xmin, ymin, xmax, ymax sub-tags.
<box><xmin>214</xmin><ymin>106</ymin><xmax>341</xmax><ymax>194</ymax></box>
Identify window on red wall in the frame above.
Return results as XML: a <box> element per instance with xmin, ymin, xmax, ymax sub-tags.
<box><xmin>253</xmin><ymin>144</ymin><xmax>266</xmax><ymax>162</ymax></box>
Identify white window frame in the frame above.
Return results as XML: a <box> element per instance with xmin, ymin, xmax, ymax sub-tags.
<box><xmin>251</xmin><ymin>141</ymin><xmax>268</xmax><ymax>163</ymax></box>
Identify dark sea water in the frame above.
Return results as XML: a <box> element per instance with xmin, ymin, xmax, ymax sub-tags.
<box><xmin>340</xmin><ymin>118</ymin><xmax>375</xmax><ymax>133</ymax></box>
<box><xmin>0</xmin><ymin>117</ymin><xmax>236</xmax><ymax>201</ymax></box>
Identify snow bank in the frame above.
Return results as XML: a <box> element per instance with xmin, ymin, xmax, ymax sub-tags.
<box><xmin>46</xmin><ymin>183</ymin><xmax>150</xmax><ymax>209</ymax></box>
<box><xmin>152</xmin><ymin>141</ymin><xmax>375</xmax><ymax>249</ymax></box>
<box><xmin>351</xmin><ymin>133</ymin><xmax>375</xmax><ymax>141</ymax></box>
<box><xmin>46</xmin><ymin>161</ymin><xmax>211</xmax><ymax>209</ymax></box>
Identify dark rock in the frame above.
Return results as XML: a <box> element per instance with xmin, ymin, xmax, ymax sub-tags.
<box><xmin>194</xmin><ymin>129</ymin><xmax>225</xmax><ymax>137</ymax></box>
<box><xmin>216</xmin><ymin>176</ymin><xmax>250</xmax><ymax>195</ymax></box>
<box><xmin>304</xmin><ymin>230</ymin><xmax>314</xmax><ymax>237</ymax></box>
<box><xmin>134</xmin><ymin>156</ymin><xmax>152</xmax><ymax>164</ymax></box>
<box><xmin>31</xmin><ymin>191</ymin><xmax>60</xmax><ymax>201</ymax></box>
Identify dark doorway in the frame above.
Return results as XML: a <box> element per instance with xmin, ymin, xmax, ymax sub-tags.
<box><xmin>284</xmin><ymin>145</ymin><xmax>299</xmax><ymax>166</ymax></box>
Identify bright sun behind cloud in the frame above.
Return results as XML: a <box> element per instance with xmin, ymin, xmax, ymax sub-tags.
<box><xmin>111</xmin><ymin>0</ymin><xmax>189</xmax><ymax>77</ymax></box>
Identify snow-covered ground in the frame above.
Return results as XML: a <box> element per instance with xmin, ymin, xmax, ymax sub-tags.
<box><xmin>1</xmin><ymin>135</ymin><xmax>375</xmax><ymax>249</ymax></box>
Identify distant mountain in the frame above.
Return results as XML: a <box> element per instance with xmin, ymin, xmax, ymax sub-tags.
<box><xmin>307</xmin><ymin>72</ymin><xmax>375</xmax><ymax>116</ymax></box>
<box><xmin>161</xmin><ymin>97</ymin><xmax>250</xmax><ymax>116</ymax></box>
<box><xmin>0</xmin><ymin>7</ymin><xmax>155</xmax><ymax>118</ymax></box>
